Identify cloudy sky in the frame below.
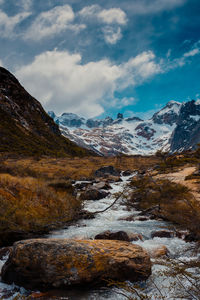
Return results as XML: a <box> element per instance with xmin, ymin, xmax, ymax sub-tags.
<box><xmin>0</xmin><ymin>0</ymin><xmax>200</xmax><ymax>119</ymax></box>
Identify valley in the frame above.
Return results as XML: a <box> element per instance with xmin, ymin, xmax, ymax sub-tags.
<box><xmin>0</xmin><ymin>67</ymin><xmax>199</xmax><ymax>299</ymax></box>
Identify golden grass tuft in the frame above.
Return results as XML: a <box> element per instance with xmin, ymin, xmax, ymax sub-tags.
<box><xmin>0</xmin><ymin>173</ymin><xmax>81</xmax><ymax>233</ymax></box>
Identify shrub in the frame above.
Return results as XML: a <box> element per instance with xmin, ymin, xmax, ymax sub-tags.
<box><xmin>128</xmin><ymin>175</ymin><xmax>200</xmax><ymax>239</ymax></box>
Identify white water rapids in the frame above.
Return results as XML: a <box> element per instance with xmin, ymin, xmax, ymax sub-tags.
<box><xmin>0</xmin><ymin>174</ymin><xmax>199</xmax><ymax>299</ymax></box>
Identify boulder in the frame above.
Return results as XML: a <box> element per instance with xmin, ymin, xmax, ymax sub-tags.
<box><xmin>127</xmin><ymin>232</ymin><xmax>143</xmax><ymax>242</ymax></box>
<box><xmin>106</xmin><ymin>176</ymin><xmax>122</xmax><ymax>183</ymax></box>
<box><xmin>95</xmin><ymin>230</ymin><xmax>143</xmax><ymax>242</ymax></box>
<box><xmin>93</xmin><ymin>182</ymin><xmax>112</xmax><ymax>190</ymax></box>
<box><xmin>2</xmin><ymin>239</ymin><xmax>151</xmax><ymax>289</ymax></box>
<box><xmin>74</xmin><ymin>182</ymin><xmax>91</xmax><ymax>190</ymax></box>
<box><xmin>95</xmin><ymin>230</ymin><xmax>129</xmax><ymax>241</ymax></box>
<box><xmin>94</xmin><ymin>166</ymin><xmax>121</xmax><ymax>177</ymax></box>
<box><xmin>122</xmin><ymin>170</ymin><xmax>132</xmax><ymax>176</ymax></box>
<box><xmin>148</xmin><ymin>245</ymin><xmax>169</xmax><ymax>258</ymax></box>
<box><xmin>0</xmin><ymin>247</ymin><xmax>11</xmax><ymax>260</ymax></box>
<box><xmin>135</xmin><ymin>216</ymin><xmax>150</xmax><ymax>221</ymax></box>
<box><xmin>175</xmin><ymin>230</ymin><xmax>189</xmax><ymax>240</ymax></box>
<box><xmin>79</xmin><ymin>188</ymin><xmax>109</xmax><ymax>200</ymax></box>
<box><xmin>151</xmin><ymin>230</ymin><xmax>174</xmax><ymax>239</ymax></box>
<box><xmin>119</xmin><ymin>215</ymin><xmax>135</xmax><ymax>222</ymax></box>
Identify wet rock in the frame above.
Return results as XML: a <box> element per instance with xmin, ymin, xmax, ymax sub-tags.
<box><xmin>119</xmin><ymin>215</ymin><xmax>135</xmax><ymax>222</ymax></box>
<box><xmin>29</xmin><ymin>292</ymin><xmax>49</xmax><ymax>298</ymax></box>
<box><xmin>148</xmin><ymin>245</ymin><xmax>169</xmax><ymax>258</ymax></box>
<box><xmin>94</xmin><ymin>166</ymin><xmax>121</xmax><ymax>177</ymax></box>
<box><xmin>127</xmin><ymin>232</ymin><xmax>143</xmax><ymax>242</ymax></box>
<box><xmin>151</xmin><ymin>230</ymin><xmax>174</xmax><ymax>239</ymax></box>
<box><xmin>175</xmin><ymin>230</ymin><xmax>189</xmax><ymax>240</ymax></box>
<box><xmin>79</xmin><ymin>188</ymin><xmax>109</xmax><ymax>200</ymax></box>
<box><xmin>119</xmin><ymin>215</ymin><xmax>150</xmax><ymax>222</ymax></box>
<box><xmin>184</xmin><ymin>232</ymin><xmax>199</xmax><ymax>242</ymax></box>
<box><xmin>78</xmin><ymin>210</ymin><xmax>95</xmax><ymax>220</ymax></box>
<box><xmin>2</xmin><ymin>238</ymin><xmax>151</xmax><ymax>289</ymax></box>
<box><xmin>122</xmin><ymin>170</ymin><xmax>132</xmax><ymax>176</ymax></box>
<box><xmin>0</xmin><ymin>247</ymin><xmax>11</xmax><ymax>260</ymax></box>
<box><xmin>74</xmin><ymin>182</ymin><xmax>91</xmax><ymax>190</ymax></box>
<box><xmin>105</xmin><ymin>176</ymin><xmax>122</xmax><ymax>183</ymax></box>
<box><xmin>95</xmin><ymin>230</ymin><xmax>129</xmax><ymax>241</ymax></box>
<box><xmin>135</xmin><ymin>216</ymin><xmax>150</xmax><ymax>221</ymax></box>
<box><xmin>95</xmin><ymin>230</ymin><xmax>143</xmax><ymax>242</ymax></box>
<box><xmin>93</xmin><ymin>182</ymin><xmax>112</xmax><ymax>190</ymax></box>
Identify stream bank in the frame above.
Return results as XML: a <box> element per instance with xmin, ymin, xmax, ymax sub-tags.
<box><xmin>0</xmin><ymin>172</ymin><xmax>199</xmax><ymax>299</ymax></box>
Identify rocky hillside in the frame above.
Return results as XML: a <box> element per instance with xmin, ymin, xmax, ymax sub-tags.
<box><xmin>0</xmin><ymin>67</ymin><xmax>92</xmax><ymax>156</ymax></box>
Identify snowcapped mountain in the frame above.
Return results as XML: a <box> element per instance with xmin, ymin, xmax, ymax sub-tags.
<box><xmin>48</xmin><ymin>100</ymin><xmax>200</xmax><ymax>156</ymax></box>
<box><xmin>170</xmin><ymin>100</ymin><xmax>200</xmax><ymax>152</ymax></box>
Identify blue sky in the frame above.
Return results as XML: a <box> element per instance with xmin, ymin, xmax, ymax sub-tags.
<box><xmin>0</xmin><ymin>0</ymin><xmax>200</xmax><ymax>119</ymax></box>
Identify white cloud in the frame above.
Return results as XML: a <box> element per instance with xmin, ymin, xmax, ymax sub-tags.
<box><xmin>102</xmin><ymin>27</ymin><xmax>122</xmax><ymax>44</ymax></box>
<box><xmin>79</xmin><ymin>5</ymin><xmax>127</xmax><ymax>44</ymax></box>
<box><xmin>79</xmin><ymin>5</ymin><xmax>127</xmax><ymax>25</ymax></box>
<box><xmin>115</xmin><ymin>97</ymin><xmax>136</xmax><ymax>109</ymax></box>
<box><xmin>0</xmin><ymin>59</ymin><xmax>3</xmax><ymax>67</ymax></box>
<box><xmin>79</xmin><ymin>5</ymin><xmax>99</xmax><ymax>18</ymax></box>
<box><xmin>24</xmin><ymin>5</ymin><xmax>82</xmax><ymax>41</ymax></box>
<box><xmin>0</xmin><ymin>10</ymin><xmax>31</xmax><ymax>38</ymax></box>
<box><xmin>15</xmin><ymin>50</ymin><xmax>161</xmax><ymax>118</ymax></box>
<box><xmin>98</xmin><ymin>8</ymin><xmax>127</xmax><ymax>25</ymax></box>
<box><xmin>168</xmin><ymin>46</ymin><xmax>200</xmax><ymax>69</ymax></box>
<box><xmin>183</xmin><ymin>48</ymin><xmax>199</xmax><ymax>57</ymax></box>
<box><xmin>0</xmin><ymin>0</ymin><xmax>4</xmax><ymax>5</ymax></box>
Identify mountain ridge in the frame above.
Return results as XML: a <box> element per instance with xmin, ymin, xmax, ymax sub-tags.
<box><xmin>0</xmin><ymin>67</ymin><xmax>93</xmax><ymax>157</ymax></box>
<box><xmin>49</xmin><ymin>99</ymin><xmax>200</xmax><ymax>156</ymax></box>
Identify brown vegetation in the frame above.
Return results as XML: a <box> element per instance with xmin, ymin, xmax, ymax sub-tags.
<box><xmin>0</xmin><ymin>173</ymin><xmax>81</xmax><ymax>246</ymax></box>
<box><xmin>0</xmin><ymin>155</ymin><xmax>160</xmax><ymax>180</ymax></box>
<box><xmin>127</xmin><ymin>175</ymin><xmax>200</xmax><ymax>239</ymax></box>
<box><xmin>0</xmin><ymin>155</ymin><xmax>159</xmax><ymax>245</ymax></box>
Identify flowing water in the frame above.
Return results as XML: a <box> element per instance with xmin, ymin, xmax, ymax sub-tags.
<box><xmin>0</xmin><ymin>174</ymin><xmax>199</xmax><ymax>299</ymax></box>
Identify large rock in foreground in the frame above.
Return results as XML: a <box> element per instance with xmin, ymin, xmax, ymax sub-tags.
<box><xmin>2</xmin><ymin>239</ymin><xmax>151</xmax><ymax>289</ymax></box>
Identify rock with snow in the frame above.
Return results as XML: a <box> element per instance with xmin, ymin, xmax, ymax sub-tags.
<box><xmin>152</xmin><ymin>100</ymin><xmax>181</xmax><ymax>126</ymax></box>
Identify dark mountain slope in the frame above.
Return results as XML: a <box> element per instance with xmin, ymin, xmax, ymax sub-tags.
<box><xmin>170</xmin><ymin>100</ymin><xmax>200</xmax><ymax>152</ymax></box>
<box><xmin>0</xmin><ymin>67</ymin><xmax>92</xmax><ymax>156</ymax></box>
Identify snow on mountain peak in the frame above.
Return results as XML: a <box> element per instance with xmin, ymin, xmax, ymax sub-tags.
<box><xmin>48</xmin><ymin>100</ymin><xmax>200</xmax><ymax>156</ymax></box>
<box><xmin>152</xmin><ymin>101</ymin><xmax>181</xmax><ymax>125</ymax></box>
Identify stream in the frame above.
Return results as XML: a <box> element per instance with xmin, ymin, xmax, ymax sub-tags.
<box><xmin>0</xmin><ymin>173</ymin><xmax>199</xmax><ymax>299</ymax></box>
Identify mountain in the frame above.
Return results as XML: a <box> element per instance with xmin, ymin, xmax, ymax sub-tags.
<box><xmin>170</xmin><ymin>100</ymin><xmax>200</xmax><ymax>152</ymax></box>
<box><xmin>50</xmin><ymin>100</ymin><xmax>184</xmax><ymax>156</ymax></box>
<box><xmin>0</xmin><ymin>67</ymin><xmax>92</xmax><ymax>157</ymax></box>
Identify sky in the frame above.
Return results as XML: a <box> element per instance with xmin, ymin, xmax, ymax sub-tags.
<box><xmin>0</xmin><ymin>0</ymin><xmax>200</xmax><ymax>119</ymax></box>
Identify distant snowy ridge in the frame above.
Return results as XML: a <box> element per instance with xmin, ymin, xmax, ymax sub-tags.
<box><xmin>48</xmin><ymin>100</ymin><xmax>200</xmax><ymax>156</ymax></box>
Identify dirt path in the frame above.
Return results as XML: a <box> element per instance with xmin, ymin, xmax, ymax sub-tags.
<box><xmin>156</xmin><ymin>166</ymin><xmax>200</xmax><ymax>202</ymax></box>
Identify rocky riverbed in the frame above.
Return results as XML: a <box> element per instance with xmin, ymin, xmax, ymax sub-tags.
<box><xmin>0</xmin><ymin>169</ymin><xmax>199</xmax><ymax>299</ymax></box>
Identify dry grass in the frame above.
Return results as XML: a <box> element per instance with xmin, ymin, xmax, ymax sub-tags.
<box><xmin>0</xmin><ymin>155</ymin><xmax>159</xmax><ymax>243</ymax></box>
<box><xmin>0</xmin><ymin>173</ymin><xmax>81</xmax><ymax>234</ymax></box>
<box><xmin>128</xmin><ymin>175</ymin><xmax>200</xmax><ymax>239</ymax></box>
<box><xmin>0</xmin><ymin>155</ymin><xmax>160</xmax><ymax>180</ymax></box>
